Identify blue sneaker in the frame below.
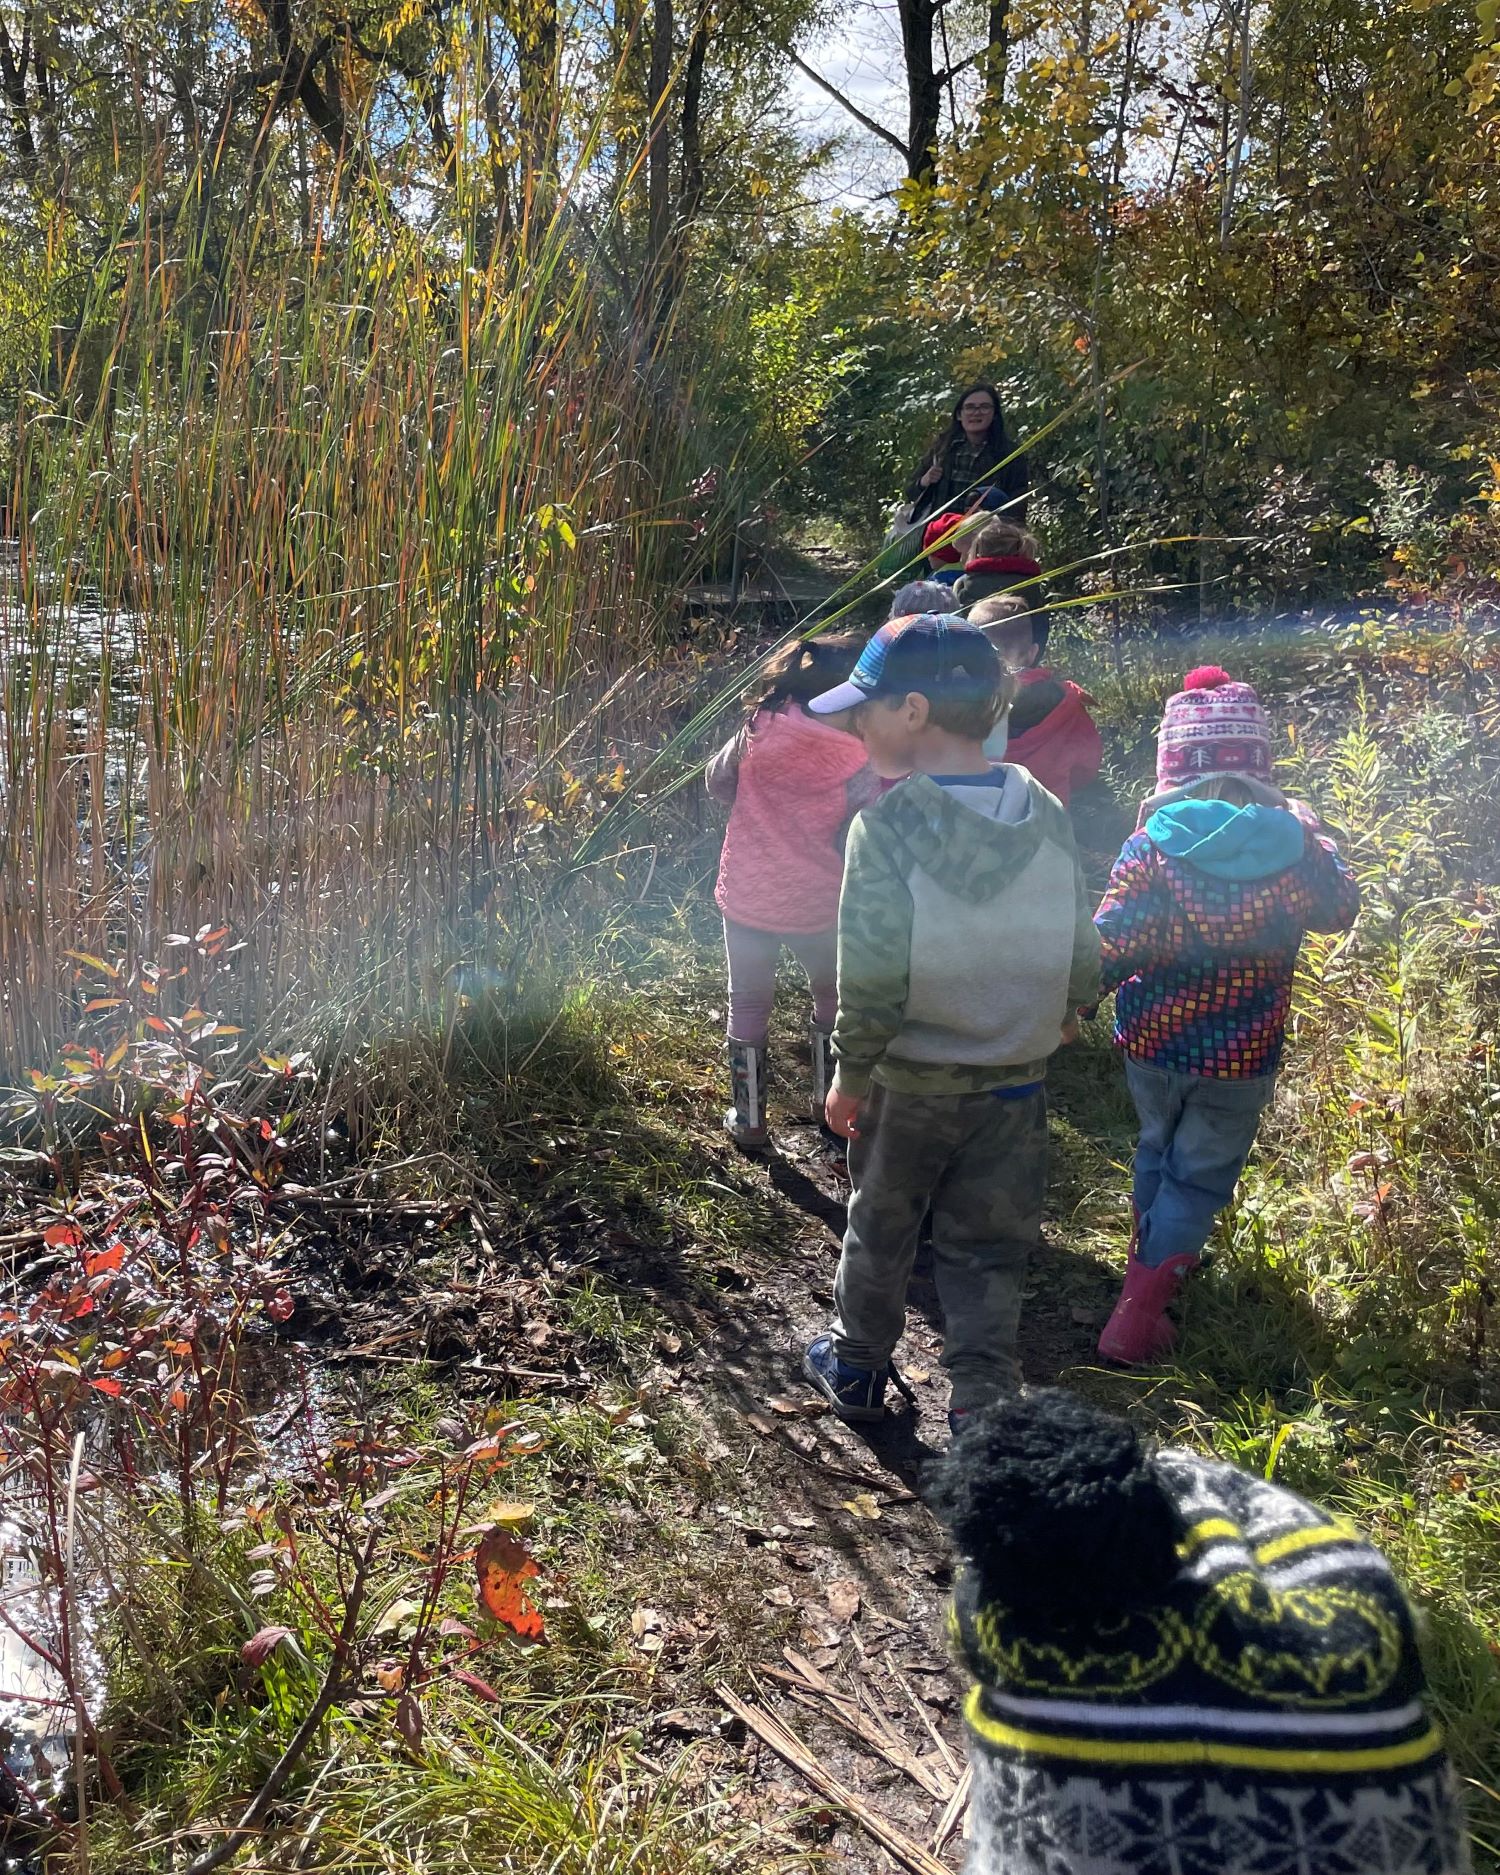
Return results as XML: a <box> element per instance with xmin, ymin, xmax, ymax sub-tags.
<box><xmin>802</xmin><ymin>1335</ymin><xmax>887</xmax><ymax>1422</ymax></box>
<box><xmin>947</xmin><ymin>1407</ymin><xmax>974</xmax><ymax>1439</ymax></box>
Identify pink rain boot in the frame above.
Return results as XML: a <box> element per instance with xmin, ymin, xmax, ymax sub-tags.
<box><xmin>1097</xmin><ymin>1241</ymin><xmax>1198</xmax><ymax>1365</ymax></box>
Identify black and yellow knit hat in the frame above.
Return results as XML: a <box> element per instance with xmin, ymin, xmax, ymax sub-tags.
<box><xmin>929</xmin><ymin>1391</ymin><xmax>1472</xmax><ymax>1875</ymax></box>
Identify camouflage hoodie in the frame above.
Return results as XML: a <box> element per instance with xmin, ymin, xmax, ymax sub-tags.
<box><xmin>833</xmin><ymin>769</ymin><xmax>1102</xmax><ymax>1097</ymax></box>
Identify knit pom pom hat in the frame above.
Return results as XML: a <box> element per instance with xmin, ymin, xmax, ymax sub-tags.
<box><xmin>1156</xmin><ymin>665</ymin><xmax>1272</xmax><ymax>790</ymax></box>
<box><xmin>930</xmin><ymin>1391</ymin><xmax>1472</xmax><ymax>1875</ymax></box>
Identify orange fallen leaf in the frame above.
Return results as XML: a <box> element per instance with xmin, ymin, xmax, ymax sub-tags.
<box><xmin>476</xmin><ymin>1526</ymin><xmax>545</xmax><ymax>1642</ymax></box>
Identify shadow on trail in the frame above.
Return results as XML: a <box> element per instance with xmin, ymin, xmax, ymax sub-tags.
<box><xmin>765</xmin><ymin>1149</ymin><xmax>848</xmax><ymax>1233</ymax></box>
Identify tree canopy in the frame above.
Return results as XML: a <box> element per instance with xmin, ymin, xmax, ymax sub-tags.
<box><xmin>1</xmin><ymin>0</ymin><xmax>1496</xmax><ymax>596</ymax></box>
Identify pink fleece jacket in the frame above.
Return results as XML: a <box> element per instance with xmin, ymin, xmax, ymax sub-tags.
<box><xmin>708</xmin><ymin>704</ymin><xmax>878</xmax><ymax>934</ymax></box>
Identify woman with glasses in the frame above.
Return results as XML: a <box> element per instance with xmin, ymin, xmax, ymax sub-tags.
<box><xmin>905</xmin><ymin>383</ymin><xmax>1029</xmax><ymax>525</ymax></box>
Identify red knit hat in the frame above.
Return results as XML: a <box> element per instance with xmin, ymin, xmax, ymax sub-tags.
<box><xmin>922</xmin><ymin>511</ymin><xmax>969</xmax><ymax>565</ymax></box>
<box><xmin>1156</xmin><ymin>667</ymin><xmax>1272</xmax><ymax>789</ymax></box>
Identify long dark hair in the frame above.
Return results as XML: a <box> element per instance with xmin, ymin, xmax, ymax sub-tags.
<box><xmin>743</xmin><ymin>632</ymin><xmax>866</xmax><ymax>725</ymax></box>
<box><xmin>930</xmin><ymin>381</ymin><xmax>1010</xmax><ymax>465</ymax></box>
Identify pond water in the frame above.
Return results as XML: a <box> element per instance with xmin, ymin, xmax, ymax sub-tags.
<box><xmin>0</xmin><ymin>1501</ymin><xmax>73</xmax><ymax>1797</ymax></box>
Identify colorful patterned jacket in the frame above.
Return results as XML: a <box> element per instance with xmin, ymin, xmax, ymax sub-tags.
<box><xmin>1094</xmin><ymin>797</ymin><xmax>1359</xmax><ymax>1078</ymax></box>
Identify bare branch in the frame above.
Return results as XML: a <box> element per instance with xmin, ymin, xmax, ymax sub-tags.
<box><xmin>784</xmin><ymin>47</ymin><xmax>910</xmax><ymax>159</ymax></box>
<box><xmin>936</xmin><ymin>49</ymin><xmax>981</xmax><ymax>85</ymax></box>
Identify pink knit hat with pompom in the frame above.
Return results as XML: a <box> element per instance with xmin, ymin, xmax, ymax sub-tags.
<box><xmin>1156</xmin><ymin>666</ymin><xmax>1272</xmax><ymax>789</ymax></box>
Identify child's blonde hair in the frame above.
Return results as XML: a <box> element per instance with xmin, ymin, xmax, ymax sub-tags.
<box><xmin>967</xmin><ymin>516</ymin><xmax>1042</xmax><ymax>563</ymax></box>
<box><xmin>969</xmin><ymin>593</ymin><xmax>1037</xmax><ymax>668</ymax></box>
<box><xmin>1188</xmin><ymin>775</ymin><xmax>1259</xmax><ymax>806</ymax></box>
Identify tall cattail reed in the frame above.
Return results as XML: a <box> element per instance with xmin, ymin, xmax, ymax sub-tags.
<box><xmin>0</xmin><ymin>107</ymin><xmax>727</xmax><ymax>1089</ymax></box>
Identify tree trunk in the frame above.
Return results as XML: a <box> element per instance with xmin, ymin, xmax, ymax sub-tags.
<box><xmin>512</xmin><ymin>0</ymin><xmax>558</xmax><ymax>199</ymax></box>
<box><xmin>896</xmin><ymin>0</ymin><xmax>941</xmax><ymax>182</ymax></box>
<box><xmin>984</xmin><ymin>0</ymin><xmax>1011</xmax><ymax>116</ymax></box>
<box><xmin>1219</xmin><ymin>0</ymin><xmax>1254</xmax><ymax>244</ymax></box>
<box><xmin>652</xmin><ymin>1</ymin><xmax>710</xmax><ymax>318</ymax></box>
<box><xmin>642</xmin><ymin>0</ymin><xmax>674</xmax><ymax>342</ymax></box>
<box><xmin>678</xmin><ymin>2</ymin><xmax>709</xmax><ymax>223</ymax></box>
<box><xmin>0</xmin><ymin>15</ymin><xmax>40</xmax><ymax>180</ymax></box>
<box><xmin>1088</xmin><ymin>11</ymin><xmax>1142</xmax><ymax>535</ymax></box>
<box><xmin>476</xmin><ymin>16</ymin><xmax>515</xmax><ymax>245</ymax></box>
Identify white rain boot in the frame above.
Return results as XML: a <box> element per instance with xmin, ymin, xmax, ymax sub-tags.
<box><xmin>724</xmin><ymin>1038</ymin><xmax>769</xmax><ymax>1149</ymax></box>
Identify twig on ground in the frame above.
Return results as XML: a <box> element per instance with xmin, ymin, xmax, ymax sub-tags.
<box><xmin>235</xmin><ymin>1186</ymin><xmax>454</xmax><ymax>1220</ymax></box>
<box><xmin>765</xmin><ymin>1428</ymin><xmax>919</xmax><ymax>1503</ymax></box>
<box><xmin>715</xmin><ymin>1682</ymin><xmax>953</xmax><ymax>1875</ymax></box>
<box><xmin>933</xmin><ymin>1763</ymin><xmax>972</xmax><ymax>1852</ymax></box>
<box><xmin>767</xmin><ymin>1649</ymin><xmax>955</xmax><ymax>1802</ymax></box>
<box><xmin>891</xmin><ymin>1664</ymin><xmax>962</xmax><ymax>1780</ymax></box>
<box><xmin>0</xmin><ymin>1229</ymin><xmax>49</xmax><ymax>1252</ymax></box>
<box><xmin>467</xmin><ymin>1204</ymin><xmax>499</xmax><ymax>1262</ymax></box>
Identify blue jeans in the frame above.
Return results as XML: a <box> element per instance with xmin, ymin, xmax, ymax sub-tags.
<box><xmin>1124</xmin><ymin>1060</ymin><xmax>1275</xmax><ymax>1268</ymax></box>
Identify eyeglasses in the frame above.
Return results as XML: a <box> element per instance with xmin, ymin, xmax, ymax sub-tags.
<box><xmin>960</xmin><ymin>402</ymin><xmax>994</xmax><ymax>415</ymax></box>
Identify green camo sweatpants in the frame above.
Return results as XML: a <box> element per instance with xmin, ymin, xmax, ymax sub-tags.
<box><xmin>831</xmin><ymin>1081</ymin><xmax>1047</xmax><ymax>1411</ymax></box>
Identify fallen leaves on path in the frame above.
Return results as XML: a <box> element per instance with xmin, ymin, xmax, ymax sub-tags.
<box><xmin>630</xmin><ymin>1606</ymin><xmax>664</xmax><ymax>1652</ymax></box>
<box><xmin>842</xmin><ymin>1492</ymin><xmax>882</xmax><ymax>1521</ymax></box>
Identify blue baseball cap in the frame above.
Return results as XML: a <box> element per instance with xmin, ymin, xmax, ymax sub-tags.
<box><xmin>808</xmin><ymin>613</ymin><xmax>1003</xmax><ymax>715</ymax></box>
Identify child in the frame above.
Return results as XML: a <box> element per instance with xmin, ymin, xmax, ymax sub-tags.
<box><xmin>919</xmin><ymin>509</ymin><xmax>987</xmax><ymax>584</ymax></box>
<box><xmin>931</xmin><ymin>1389</ymin><xmax>1472</xmax><ymax>1875</ymax></box>
<box><xmin>1092</xmin><ymin>667</ymin><xmax>1360</xmax><ymax>1363</ymax></box>
<box><xmin>887</xmin><ymin>577</ymin><xmax>955</xmax><ymax>617</ymax></box>
<box><xmin>707</xmin><ymin>635</ymin><xmax>879</xmax><ymax>1148</ymax></box>
<box><xmin>952</xmin><ymin>516</ymin><xmax>1045</xmax><ymax>616</ymax></box>
<box><xmin>970</xmin><ymin>593</ymin><xmax>1102</xmax><ymax>806</ymax></box>
<box><xmin>799</xmin><ymin>615</ymin><xmax>1101</xmax><ymax>1431</ymax></box>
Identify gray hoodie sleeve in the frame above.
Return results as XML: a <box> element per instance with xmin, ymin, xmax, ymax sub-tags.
<box><xmin>1067</xmin><ymin>850</ymin><xmax>1103</xmax><ymax>1010</ymax></box>
<box><xmin>832</xmin><ymin>812</ymin><xmax>914</xmax><ymax>1098</ymax></box>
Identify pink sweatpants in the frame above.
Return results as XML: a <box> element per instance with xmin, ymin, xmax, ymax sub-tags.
<box><xmin>723</xmin><ymin>918</ymin><xmax>839</xmax><ymax>1045</ymax></box>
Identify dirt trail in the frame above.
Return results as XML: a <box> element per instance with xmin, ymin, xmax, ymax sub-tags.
<box><xmin>602</xmin><ymin>1059</ymin><xmax>1126</xmax><ymax>1869</ymax></box>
